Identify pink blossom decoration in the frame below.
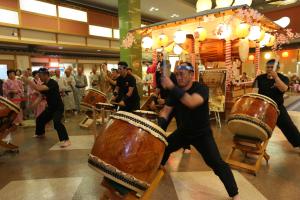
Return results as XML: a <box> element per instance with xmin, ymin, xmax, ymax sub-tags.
<box><xmin>121</xmin><ymin>32</ymin><xmax>137</xmax><ymax>49</ymax></box>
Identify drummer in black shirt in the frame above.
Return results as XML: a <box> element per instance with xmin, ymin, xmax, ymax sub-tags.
<box><xmin>111</xmin><ymin>61</ymin><xmax>140</xmax><ymax>112</ymax></box>
<box><xmin>253</xmin><ymin>59</ymin><xmax>300</xmax><ymax>148</ymax></box>
<box><xmin>23</xmin><ymin>68</ymin><xmax>71</xmax><ymax>148</ymax></box>
<box><xmin>158</xmin><ymin>64</ymin><xmax>239</xmax><ymax>199</ymax></box>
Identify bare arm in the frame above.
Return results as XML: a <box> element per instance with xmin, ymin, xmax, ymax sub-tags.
<box><xmin>180</xmin><ymin>93</ymin><xmax>205</xmax><ymax>109</ymax></box>
<box><xmin>159</xmin><ymin>105</ymin><xmax>173</xmax><ymax>120</ymax></box>
<box><xmin>126</xmin><ymin>87</ymin><xmax>134</xmax><ymax>97</ymax></box>
<box><xmin>27</xmin><ymin>80</ymin><xmax>49</xmax><ymax>92</ymax></box>
<box><xmin>274</xmin><ymin>77</ymin><xmax>288</xmax><ymax>92</ymax></box>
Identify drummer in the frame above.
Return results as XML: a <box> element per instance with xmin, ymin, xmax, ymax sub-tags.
<box><xmin>111</xmin><ymin>61</ymin><xmax>140</xmax><ymax>112</ymax></box>
<box><xmin>158</xmin><ymin>64</ymin><xmax>240</xmax><ymax>199</ymax></box>
<box><xmin>22</xmin><ymin>68</ymin><xmax>71</xmax><ymax>148</ymax></box>
<box><xmin>253</xmin><ymin>59</ymin><xmax>300</xmax><ymax>149</ymax></box>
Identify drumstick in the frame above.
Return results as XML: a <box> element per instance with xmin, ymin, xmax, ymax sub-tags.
<box><xmin>273</xmin><ymin>57</ymin><xmax>279</xmax><ymax>72</ymax></box>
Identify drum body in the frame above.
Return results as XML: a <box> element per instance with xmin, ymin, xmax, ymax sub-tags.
<box><xmin>88</xmin><ymin>111</ymin><xmax>167</xmax><ymax>193</ymax></box>
<box><xmin>227</xmin><ymin>93</ymin><xmax>279</xmax><ymax>141</ymax></box>
<box><xmin>0</xmin><ymin>97</ymin><xmax>20</xmax><ymax>133</ymax></box>
<box><xmin>81</xmin><ymin>88</ymin><xmax>107</xmax><ymax>110</ymax></box>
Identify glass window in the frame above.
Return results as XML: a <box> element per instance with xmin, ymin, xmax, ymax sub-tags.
<box><xmin>89</xmin><ymin>25</ymin><xmax>112</xmax><ymax>38</ymax></box>
<box><xmin>19</xmin><ymin>0</ymin><xmax>57</xmax><ymax>17</ymax></box>
<box><xmin>0</xmin><ymin>64</ymin><xmax>8</xmax><ymax>79</ymax></box>
<box><xmin>0</xmin><ymin>9</ymin><xmax>19</xmax><ymax>25</ymax></box>
<box><xmin>58</xmin><ymin>6</ymin><xmax>87</xmax><ymax>22</ymax></box>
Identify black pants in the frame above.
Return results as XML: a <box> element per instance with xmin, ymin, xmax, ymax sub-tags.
<box><xmin>277</xmin><ymin>105</ymin><xmax>300</xmax><ymax>147</ymax></box>
<box><xmin>35</xmin><ymin>108</ymin><xmax>69</xmax><ymax>141</ymax></box>
<box><xmin>161</xmin><ymin>129</ymin><xmax>238</xmax><ymax>197</ymax></box>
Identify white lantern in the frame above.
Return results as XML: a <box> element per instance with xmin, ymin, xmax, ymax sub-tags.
<box><xmin>216</xmin><ymin>23</ymin><xmax>231</xmax><ymax>39</ymax></box>
<box><xmin>232</xmin><ymin>0</ymin><xmax>253</xmax><ymax>6</ymax></box>
<box><xmin>260</xmin><ymin>33</ymin><xmax>271</xmax><ymax>47</ymax></box>
<box><xmin>274</xmin><ymin>17</ymin><xmax>290</xmax><ymax>28</ymax></box>
<box><xmin>194</xmin><ymin>26</ymin><xmax>207</xmax><ymax>41</ymax></box>
<box><xmin>248</xmin><ymin>26</ymin><xmax>261</xmax><ymax>41</ymax></box>
<box><xmin>173</xmin><ymin>45</ymin><xmax>183</xmax><ymax>55</ymax></box>
<box><xmin>216</xmin><ymin>0</ymin><xmax>233</xmax><ymax>8</ymax></box>
<box><xmin>142</xmin><ymin>36</ymin><xmax>153</xmax><ymax>49</ymax></box>
<box><xmin>174</xmin><ymin>30</ymin><xmax>186</xmax><ymax>44</ymax></box>
<box><xmin>196</xmin><ymin>0</ymin><xmax>212</xmax><ymax>12</ymax></box>
<box><xmin>239</xmin><ymin>39</ymin><xmax>249</xmax><ymax>62</ymax></box>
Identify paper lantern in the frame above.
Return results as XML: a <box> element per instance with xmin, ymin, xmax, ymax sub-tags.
<box><xmin>239</xmin><ymin>39</ymin><xmax>249</xmax><ymax>62</ymax></box>
<box><xmin>196</xmin><ymin>0</ymin><xmax>212</xmax><ymax>12</ymax></box>
<box><xmin>232</xmin><ymin>0</ymin><xmax>253</xmax><ymax>6</ymax></box>
<box><xmin>157</xmin><ymin>33</ymin><xmax>169</xmax><ymax>47</ymax></box>
<box><xmin>260</xmin><ymin>33</ymin><xmax>271</xmax><ymax>47</ymax></box>
<box><xmin>248</xmin><ymin>26</ymin><xmax>261</xmax><ymax>41</ymax></box>
<box><xmin>266</xmin><ymin>35</ymin><xmax>275</xmax><ymax>47</ymax></box>
<box><xmin>174</xmin><ymin>30</ymin><xmax>186</xmax><ymax>44</ymax></box>
<box><xmin>236</xmin><ymin>23</ymin><xmax>249</xmax><ymax>39</ymax></box>
<box><xmin>173</xmin><ymin>45</ymin><xmax>183</xmax><ymax>55</ymax></box>
<box><xmin>258</xmin><ymin>30</ymin><xmax>265</xmax><ymax>41</ymax></box>
<box><xmin>194</xmin><ymin>26</ymin><xmax>207</xmax><ymax>41</ymax></box>
<box><xmin>216</xmin><ymin>0</ymin><xmax>233</xmax><ymax>8</ymax></box>
<box><xmin>274</xmin><ymin>17</ymin><xmax>290</xmax><ymax>28</ymax></box>
<box><xmin>216</xmin><ymin>23</ymin><xmax>231</xmax><ymax>39</ymax></box>
<box><xmin>282</xmin><ymin>51</ymin><xmax>289</xmax><ymax>58</ymax></box>
<box><xmin>142</xmin><ymin>36</ymin><xmax>153</xmax><ymax>49</ymax></box>
<box><xmin>248</xmin><ymin>55</ymin><xmax>255</xmax><ymax>61</ymax></box>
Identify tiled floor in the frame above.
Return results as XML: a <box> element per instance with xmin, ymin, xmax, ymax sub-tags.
<box><xmin>0</xmin><ymin>95</ymin><xmax>300</xmax><ymax>200</ymax></box>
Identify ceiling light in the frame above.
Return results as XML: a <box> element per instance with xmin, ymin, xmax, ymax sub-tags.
<box><xmin>171</xmin><ymin>14</ymin><xmax>179</xmax><ymax>18</ymax></box>
<box><xmin>58</xmin><ymin>6</ymin><xmax>87</xmax><ymax>22</ymax></box>
<box><xmin>174</xmin><ymin>30</ymin><xmax>186</xmax><ymax>44</ymax></box>
<box><xmin>142</xmin><ymin>36</ymin><xmax>153</xmax><ymax>49</ymax></box>
<box><xmin>58</xmin><ymin>46</ymin><xmax>63</xmax><ymax>50</ymax></box>
<box><xmin>274</xmin><ymin>17</ymin><xmax>290</xmax><ymax>28</ymax></box>
<box><xmin>97</xmin><ymin>49</ymin><xmax>101</xmax><ymax>52</ymax></box>
<box><xmin>20</xmin><ymin>0</ymin><xmax>57</xmax><ymax>17</ymax></box>
<box><xmin>248</xmin><ymin>26</ymin><xmax>261</xmax><ymax>41</ymax></box>
<box><xmin>282</xmin><ymin>51</ymin><xmax>289</xmax><ymax>58</ymax></box>
<box><xmin>173</xmin><ymin>45</ymin><xmax>183</xmax><ymax>55</ymax></box>
<box><xmin>264</xmin><ymin>53</ymin><xmax>272</xmax><ymax>60</ymax></box>
<box><xmin>149</xmin><ymin>7</ymin><xmax>159</xmax><ymax>12</ymax></box>
<box><xmin>0</xmin><ymin>9</ymin><xmax>19</xmax><ymax>25</ymax></box>
<box><xmin>215</xmin><ymin>0</ymin><xmax>233</xmax><ymax>8</ymax></box>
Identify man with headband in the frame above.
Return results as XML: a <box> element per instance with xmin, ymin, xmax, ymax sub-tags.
<box><xmin>22</xmin><ymin>68</ymin><xmax>71</xmax><ymax>148</ymax></box>
<box><xmin>253</xmin><ymin>59</ymin><xmax>300</xmax><ymax>149</ymax></box>
<box><xmin>158</xmin><ymin>62</ymin><xmax>240</xmax><ymax>199</ymax></box>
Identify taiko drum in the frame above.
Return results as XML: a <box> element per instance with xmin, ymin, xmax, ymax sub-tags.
<box><xmin>88</xmin><ymin>111</ymin><xmax>167</xmax><ymax>193</ymax></box>
<box><xmin>80</xmin><ymin>88</ymin><xmax>107</xmax><ymax>110</ymax></box>
<box><xmin>0</xmin><ymin>96</ymin><xmax>20</xmax><ymax>133</ymax></box>
<box><xmin>227</xmin><ymin>93</ymin><xmax>279</xmax><ymax>141</ymax></box>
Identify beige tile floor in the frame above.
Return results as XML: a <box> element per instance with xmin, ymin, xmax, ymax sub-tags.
<box><xmin>0</xmin><ymin>94</ymin><xmax>300</xmax><ymax>200</ymax></box>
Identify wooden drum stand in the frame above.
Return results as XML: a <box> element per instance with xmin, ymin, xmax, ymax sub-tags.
<box><xmin>0</xmin><ymin>125</ymin><xmax>19</xmax><ymax>153</ymax></box>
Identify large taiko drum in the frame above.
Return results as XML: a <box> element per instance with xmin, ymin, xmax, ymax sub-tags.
<box><xmin>88</xmin><ymin>111</ymin><xmax>167</xmax><ymax>193</ymax></box>
<box><xmin>80</xmin><ymin>88</ymin><xmax>107</xmax><ymax>110</ymax></box>
<box><xmin>0</xmin><ymin>96</ymin><xmax>20</xmax><ymax>133</ymax></box>
<box><xmin>227</xmin><ymin>93</ymin><xmax>279</xmax><ymax>141</ymax></box>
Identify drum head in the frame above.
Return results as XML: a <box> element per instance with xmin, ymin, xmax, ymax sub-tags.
<box><xmin>0</xmin><ymin>96</ymin><xmax>20</xmax><ymax>113</ymax></box>
<box><xmin>87</xmin><ymin>88</ymin><xmax>106</xmax><ymax>97</ymax></box>
<box><xmin>227</xmin><ymin>119</ymin><xmax>269</xmax><ymax>141</ymax></box>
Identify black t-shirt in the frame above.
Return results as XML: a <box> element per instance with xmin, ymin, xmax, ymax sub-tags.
<box><xmin>116</xmin><ymin>74</ymin><xmax>140</xmax><ymax>109</ymax></box>
<box><xmin>254</xmin><ymin>73</ymin><xmax>289</xmax><ymax>106</ymax></box>
<box><xmin>41</xmin><ymin>79</ymin><xmax>64</xmax><ymax>110</ymax></box>
<box><xmin>156</xmin><ymin>72</ymin><xmax>177</xmax><ymax>99</ymax></box>
<box><xmin>166</xmin><ymin>82</ymin><xmax>210</xmax><ymax>135</ymax></box>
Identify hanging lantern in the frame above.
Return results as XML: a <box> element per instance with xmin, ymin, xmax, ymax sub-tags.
<box><xmin>141</xmin><ymin>36</ymin><xmax>153</xmax><ymax>49</ymax></box>
<box><xmin>264</xmin><ymin>52</ymin><xmax>272</xmax><ymax>60</ymax></box>
<box><xmin>174</xmin><ymin>30</ymin><xmax>186</xmax><ymax>44</ymax></box>
<box><xmin>196</xmin><ymin>0</ymin><xmax>212</xmax><ymax>12</ymax></box>
<box><xmin>258</xmin><ymin>30</ymin><xmax>265</xmax><ymax>41</ymax></box>
<box><xmin>266</xmin><ymin>35</ymin><xmax>275</xmax><ymax>47</ymax></box>
<box><xmin>173</xmin><ymin>45</ymin><xmax>183</xmax><ymax>55</ymax></box>
<box><xmin>235</xmin><ymin>23</ymin><xmax>249</xmax><ymax>39</ymax></box>
<box><xmin>239</xmin><ymin>39</ymin><xmax>249</xmax><ymax>62</ymax></box>
<box><xmin>232</xmin><ymin>0</ymin><xmax>253</xmax><ymax>6</ymax></box>
<box><xmin>216</xmin><ymin>23</ymin><xmax>231</xmax><ymax>39</ymax></box>
<box><xmin>157</xmin><ymin>33</ymin><xmax>169</xmax><ymax>47</ymax></box>
<box><xmin>248</xmin><ymin>26</ymin><xmax>261</xmax><ymax>41</ymax></box>
<box><xmin>194</xmin><ymin>26</ymin><xmax>207</xmax><ymax>41</ymax></box>
<box><xmin>216</xmin><ymin>0</ymin><xmax>233</xmax><ymax>8</ymax></box>
<box><xmin>248</xmin><ymin>55</ymin><xmax>255</xmax><ymax>61</ymax></box>
<box><xmin>260</xmin><ymin>33</ymin><xmax>271</xmax><ymax>47</ymax></box>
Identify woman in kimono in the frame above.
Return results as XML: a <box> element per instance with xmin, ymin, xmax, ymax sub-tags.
<box><xmin>30</xmin><ymin>71</ymin><xmax>47</xmax><ymax>117</ymax></box>
<box><xmin>63</xmin><ymin>68</ymin><xmax>76</xmax><ymax>113</ymax></box>
<box><xmin>3</xmin><ymin>70</ymin><xmax>24</xmax><ymax>125</ymax></box>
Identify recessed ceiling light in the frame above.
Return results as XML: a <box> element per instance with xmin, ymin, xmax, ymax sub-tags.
<box><xmin>58</xmin><ymin>46</ymin><xmax>63</xmax><ymax>49</ymax></box>
<box><xmin>171</xmin><ymin>14</ymin><xmax>179</xmax><ymax>18</ymax></box>
<box><xmin>97</xmin><ymin>49</ymin><xmax>101</xmax><ymax>52</ymax></box>
<box><xmin>149</xmin><ymin>7</ymin><xmax>159</xmax><ymax>12</ymax></box>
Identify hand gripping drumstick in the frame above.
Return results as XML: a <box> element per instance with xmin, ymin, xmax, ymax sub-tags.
<box><xmin>273</xmin><ymin>56</ymin><xmax>280</xmax><ymax>72</ymax></box>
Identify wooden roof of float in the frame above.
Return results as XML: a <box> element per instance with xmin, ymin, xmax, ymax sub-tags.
<box><xmin>129</xmin><ymin>5</ymin><xmax>281</xmax><ymax>35</ymax></box>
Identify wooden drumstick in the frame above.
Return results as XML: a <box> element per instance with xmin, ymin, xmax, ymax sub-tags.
<box><xmin>273</xmin><ymin>57</ymin><xmax>280</xmax><ymax>72</ymax></box>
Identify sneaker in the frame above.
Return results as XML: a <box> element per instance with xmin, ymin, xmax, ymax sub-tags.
<box><xmin>33</xmin><ymin>134</ymin><xmax>45</xmax><ymax>138</ymax></box>
<box><xmin>183</xmin><ymin>149</ymin><xmax>191</xmax><ymax>154</ymax></box>
<box><xmin>60</xmin><ymin>140</ymin><xmax>71</xmax><ymax>148</ymax></box>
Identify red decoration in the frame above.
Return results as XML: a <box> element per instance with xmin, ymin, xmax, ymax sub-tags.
<box><xmin>225</xmin><ymin>40</ymin><xmax>232</xmax><ymax>90</ymax></box>
<box><xmin>255</xmin><ymin>42</ymin><xmax>261</xmax><ymax>76</ymax></box>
